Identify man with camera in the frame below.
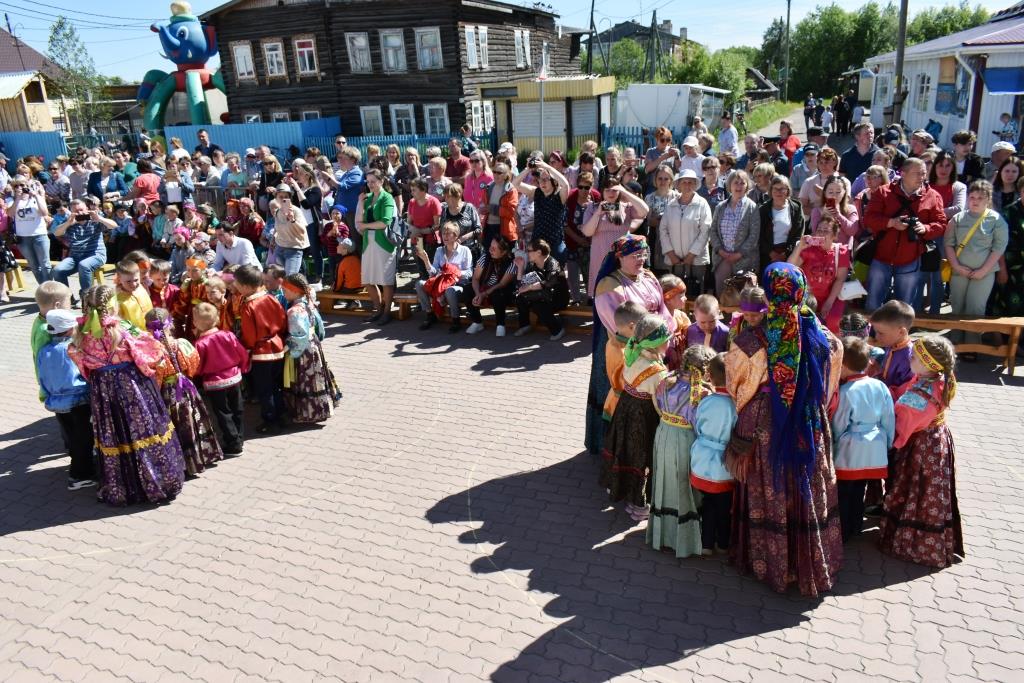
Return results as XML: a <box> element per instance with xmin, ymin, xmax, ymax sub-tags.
<box><xmin>862</xmin><ymin>157</ymin><xmax>947</xmax><ymax>310</ymax></box>
<box><xmin>51</xmin><ymin>198</ymin><xmax>117</xmax><ymax>301</ymax></box>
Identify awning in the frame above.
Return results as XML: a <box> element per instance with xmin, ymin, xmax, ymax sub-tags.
<box><xmin>982</xmin><ymin>66</ymin><xmax>1024</xmax><ymax>95</ymax></box>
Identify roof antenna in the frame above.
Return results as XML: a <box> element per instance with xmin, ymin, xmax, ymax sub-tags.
<box><xmin>5</xmin><ymin>14</ymin><xmax>28</xmax><ymax>71</ymax></box>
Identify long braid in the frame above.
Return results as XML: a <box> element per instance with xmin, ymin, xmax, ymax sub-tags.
<box><xmin>920</xmin><ymin>335</ymin><xmax>957</xmax><ymax>407</ymax></box>
<box><xmin>145</xmin><ymin>307</ymin><xmax>180</xmax><ymax>374</ymax></box>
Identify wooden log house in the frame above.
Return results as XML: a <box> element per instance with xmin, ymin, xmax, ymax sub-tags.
<box><xmin>201</xmin><ymin>0</ymin><xmax>582</xmax><ymax>137</ymax></box>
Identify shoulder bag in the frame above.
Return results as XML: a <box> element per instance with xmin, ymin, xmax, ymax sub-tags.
<box><xmin>940</xmin><ymin>211</ymin><xmax>985</xmax><ymax>283</ymax></box>
<box><xmin>835</xmin><ymin>245</ymin><xmax>867</xmax><ymax>301</ymax></box>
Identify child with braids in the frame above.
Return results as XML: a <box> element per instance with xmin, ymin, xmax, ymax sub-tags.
<box><xmin>659</xmin><ymin>273</ymin><xmax>691</xmax><ymax>371</ymax></box>
<box><xmin>599</xmin><ymin>313</ymin><xmax>671</xmax><ymax>522</ymax></box>
<box><xmin>67</xmin><ymin>285</ymin><xmax>185</xmax><ymax>506</ymax></box>
<box><xmin>172</xmin><ymin>255</ymin><xmax>210</xmax><ymax>340</ymax></box>
<box><xmin>282</xmin><ymin>273</ymin><xmax>341</xmax><ymax>424</ymax></box>
<box><xmin>145</xmin><ymin>308</ymin><xmax>224</xmax><ymax>476</ymax></box>
<box><xmin>647</xmin><ymin>344</ymin><xmax>715</xmax><ymax>557</ymax></box>
<box><xmin>878</xmin><ymin>335</ymin><xmax>965</xmax><ymax>568</ymax></box>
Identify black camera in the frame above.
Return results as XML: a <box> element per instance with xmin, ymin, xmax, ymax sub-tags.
<box><xmin>75</xmin><ymin>214</ymin><xmax>90</xmax><ymax>222</ymax></box>
<box><xmin>901</xmin><ymin>216</ymin><xmax>919</xmax><ymax>241</ymax></box>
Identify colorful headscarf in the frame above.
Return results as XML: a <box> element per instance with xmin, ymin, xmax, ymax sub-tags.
<box><xmin>591</xmin><ymin>234</ymin><xmax>649</xmax><ymax>352</ymax></box>
<box><xmin>763</xmin><ymin>262</ymin><xmax>832</xmax><ymax>496</ymax></box>
<box><xmin>624</xmin><ymin>322</ymin><xmax>670</xmax><ymax>366</ymax></box>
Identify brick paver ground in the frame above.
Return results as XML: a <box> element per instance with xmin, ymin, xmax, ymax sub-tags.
<box><xmin>1</xmin><ymin>283</ymin><xmax>1023</xmax><ymax>683</ymax></box>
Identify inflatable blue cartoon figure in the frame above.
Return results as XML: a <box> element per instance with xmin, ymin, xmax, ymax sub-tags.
<box><xmin>137</xmin><ymin>1</ymin><xmax>226</xmax><ymax>131</ymax></box>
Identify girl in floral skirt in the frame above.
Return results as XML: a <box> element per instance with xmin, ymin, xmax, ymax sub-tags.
<box><xmin>145</xmin><ymin>307</ymin><xmax>223</xmax><ymax>477</ymax></box>
<box><xmin>67</xmin><ymin>285</ymin><xmax>185</xmax><ymax>506</ymax></box>
<box><xmin>282</xmin><ymin>273</ymin><xmax>340</xmax><ymax>424</ymax></box>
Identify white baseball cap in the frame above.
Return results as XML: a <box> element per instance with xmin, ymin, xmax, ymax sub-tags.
<box><xmin>682</xmin><ymin>136</ymin><xmax>699</xmax><ymax>148</ymax></box>
<box><xmin>991</xmin><ymin>141</ymin><xmax>1016</xmax><ymax>154</ymax></box>
<box><xmin>674</xmin><ymin>169</ymin><xmax>698</xmax><ymax>182</ymax></box>
<box><xmin>45</xmin><ymin>309</ymin><xmax>78</xmax><ymax>334</ymax></box>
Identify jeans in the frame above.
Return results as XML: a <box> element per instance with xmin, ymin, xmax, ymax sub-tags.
<box><xmin>565</xmin><ymin>246</ymin><xmax>590</xmax><ymax>302</ymax></box>
<box><xmin>866</xmin><ymin>258</ymin><xmax>922</xmax><ymax>311</ymax></box>
<box><xmin>17</xmin><ymin>234</ymin><xmax>51</xmax><ymax>284</ymax></box>
<box><xmin>52</xmin><ymin>250</ymin><xmax>107</xmax><ymax>299</ymax></box>
<box><xmin>915</xmin><ymin>267</ymin><xmax>945</xmax><ymax>316</ymax></box>
<box><xmin>948</xmin><ymin>272</ymin><xmax>996</xmax><ymax>344</ymax></box>
<box><xmin>306</xmin><ymin>223</ymin><xmax>324</xmax><ymax>280</ymax></box>
<box><xmin>415</xmin><ymin>279</ymin><xmax>464</xmax><ymax>320</ymax></box>
<box><xmin>275</xmin><ymin>246</ymin><xmax>305</xmax><ymax>275</ymax></box>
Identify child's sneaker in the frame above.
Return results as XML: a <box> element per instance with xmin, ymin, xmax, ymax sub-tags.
<box><xmin>67</xmin><ymin>478</ymin><xmax>96</xmax><ymax>491</ymax></box>
<box><xmin>495</xmin><ymin>325</ymin><xmax>506</xmax><ymax>337</ymax></box>
<box><xmin>466</xmin><ymin>322</ymin><xmax>484</xmax><ymax>334</ymax></box>
<box><xmin>549</xmin><ymin>328</ymin><xmax>566</xmax><ymax>342</ymax></box>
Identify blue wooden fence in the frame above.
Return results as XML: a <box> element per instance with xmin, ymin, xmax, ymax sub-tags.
<box><xmin>165</xmin><ymin>117</ymin><xmax>341</xmax><ymax>159</ymax></box>
<box><xmin>600</xmin><ymin>125</ymin><xmax>693</xmax><ymax>153</ymax></box>
<box><xmin>0</xmin><ymin>131</ymin><xmax>68</xmax><ymax>163</ymax></box>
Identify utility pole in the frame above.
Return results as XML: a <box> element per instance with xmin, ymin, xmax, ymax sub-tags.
<box><xmin>783</xmin><ymin>0</ymin><xmax>791</xmax><ymax>101</ymax></box>
<box><xmin>586</xmin><ymin>0</ymin><xmax>596</xmax><ymax>74</ymax></box>
<box><xmin>649</xmin><ymin>10</ymin><xmax>659</xmax><ymax>82</ymax></box>
<box><xmin>892</xmin><ymin>0</ymin><xmax>909</xmax><ymax>125</ymax></box>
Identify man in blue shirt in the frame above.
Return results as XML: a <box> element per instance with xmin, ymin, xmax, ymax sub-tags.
<box><xmin>51</xmin><ymin>198</ymin><xmax>116</xmax><ymax>300</ymax></box>
<box><xmin>840</xmin><ymin>122</ymin><xmax>879</xmax><ymax>183</ymax></box>
<box><xmin>327</xmin><ymin>145</ymin><xmax>365</xmax><ymax>229</ymax></box>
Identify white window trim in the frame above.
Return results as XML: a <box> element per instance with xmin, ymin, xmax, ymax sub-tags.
<box><xmin>915</xmin><ymin>73</ymin><xmax>932</xmax><ymax>112</ymax></box>
<box><xmin>302</xmin><ymin>110</ymin><xmax>321</xmax><ymax>120</ymax></box>
<box><xmin>231</xmin><ymin>42</ymin><xmax>256</xmax><ymax>81</ymax></box>
<box><xmin>243</xmin><ymin>112</ymin><xmax>262</xmax><ymax>123</ymax></box>
<box><xmin>483</xmin><ymin>100</ymin><xmax>494</xmax><ymax>130</ymax></box>
<box><xmin>523</xmin><ymin>30</ymin><xmax>531</xmax><ymax>67</ymax></box>
<box><xmin>379</xmin><ymin>29</ymin><xmax>408</xmax><ymax>74</ymax></box>
<box><xmin>478</xmin><ymin>26</ymin><xmax>489</xmax><ymax>68</ymax></box>
<box><xmin>261</xmin><ymin>40</ymin><xmax>287</xmax><ymax>79</ymax></box>
<box><xmin>360</xmin><ymin>106</ymin><xmax>384</xmax><ymax>135</ymax></box>
<box><xmin>415</xmin><ymin>27</ymin><xmax>443</xmax><ymax>71</ymax></box>
<box><xmin>390</xmin><ymin>104</ymin><xmax>416</xmax><ymax>135</ymax></box>
<box><xmin>465</xmin><ymin>26</ymin><xmax>479</xmax><ymax>69</ymax></box>
<box><xmin>514</xmin><ymin>30</ymin><xmax>525</xmax><ymax>68</ymax></box>
<box><xmin>293</xmin><ymin>36</ymin><xmax>318</xmax><ymax>76</ymax></box>
<box><xmin>346</xmin><ymin>32</ymin><xmax>372</xmax><ymax>73</ymax></box>
<box><xmin>424</xmin><ymin>103</ymin><xmax>450</xmax><ymax>135</ymax></box>
<box><xmin>271</xmin><ymin>110</ymin><xmax>291</xmax><ymax>122</ymax></box>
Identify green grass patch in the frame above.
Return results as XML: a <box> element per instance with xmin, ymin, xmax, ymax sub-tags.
<box><xmin>740</xmin><ymin>101</ymin><xmax>803</xmax><ymax>136</ymax></box>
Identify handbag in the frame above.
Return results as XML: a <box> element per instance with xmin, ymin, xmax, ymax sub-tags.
<box><xmin>940</xmin><ymin>211</ymin><xmax>985</xmax><ymax>283</ymax></box>
<box><xmin>853</xmin><ymin>235</ymin><xmax>878</xmax><ymax>265</ymax></box>
<box><xmin>920</xmin><ymin>241</ymin><xmax>941</xmax><ymax>272</ymax></box>
<box><xmin>834</xmin><ymin>245</ymin><xmax>867</xmax><ymax>301</ymax></box>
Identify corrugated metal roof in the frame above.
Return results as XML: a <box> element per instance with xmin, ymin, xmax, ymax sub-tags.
<box><xmin>866</xmin><ymin>18</ymin><xmax>1024</xmax><ymax>63</ymax></box>
<box><xmin>964</xmin><ymin>22</ymin><xmax>1024</xmax><ymax>45</ymax></box>
<box><xmin>0</xmin><ymin>71</ymin><xmax>37</xmax><ymax>100</ymax></box>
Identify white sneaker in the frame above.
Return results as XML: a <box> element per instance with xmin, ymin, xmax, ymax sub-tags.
<box><xmin>549</xmin><ymin>328</ymin><xmax>566</xmax><ymax>341</ymax></box>
<box><xmin>466</xmin><ymin>322</ymin><xmax>485</xmax><ymax>334</ymax></box>
<box><xmin>310</xmin><ymin>282</ymin><xmax>324</xmax><ymax>292</ymax></box>
<box><xmin>514</xmin><ymin>325</ymin><xmax>533</xmax><ymax>337</ymax></box>
<box><xmin>495</xmin><ymin>325</ymin><xmax>506</xmax><ymax>337</ymax></box>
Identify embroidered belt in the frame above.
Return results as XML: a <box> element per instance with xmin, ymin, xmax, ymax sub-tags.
<box><xmin>96</xmin><ymin>422</ymin><xmax>176</xmax><ymax>457</ymax></box>
<box><xmin>661</xmin><ymin>412</ymin><xmax>693</xmax><ymax>429</ymax></box>
<box><xmin>623</xmin><ymin>384</ymin><xmax>651</xmax><ymax>399</ymax></box>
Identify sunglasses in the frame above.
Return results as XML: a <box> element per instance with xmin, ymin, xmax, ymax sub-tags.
<box><xmin>578</xmin><ymin>185</ymin><xmax>591</xmax><ymax>191</ymax></box>
<box><xmin>335</xmin><ymin>140</ymin><xmax>346</xmax><ymax>145</ymax></box>
<box><xmin>470</xmin><ymin>159</ymin><xmax>482</xmax><ymax>164</ymax></box>
<box><xmin>659</xmin><ymin>137</ymin><xmax>671</xmax><ymax>143</ymax></box>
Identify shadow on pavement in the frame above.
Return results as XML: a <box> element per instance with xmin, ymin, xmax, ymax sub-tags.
<box><xmin>427</xmin><ymin>450</ymin><xmax>936</xmax><ymax>682</ymax></box>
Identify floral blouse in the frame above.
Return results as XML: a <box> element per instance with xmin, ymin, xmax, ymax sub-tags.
<box><xmin>286</xmin><ymin>297</ymin><xmax>326</xmax><ymax>358</ymax></box>
<box><xmin>68</xmin><ymin>320</ymin><xmax>164</xmax><ymax>380</ymax></box>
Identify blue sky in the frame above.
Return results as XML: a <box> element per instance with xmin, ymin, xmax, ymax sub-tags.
<box><xmin>2</xmin><ymin>0</ymin><xmax>1011</xmax><ymax>82</ymax></box>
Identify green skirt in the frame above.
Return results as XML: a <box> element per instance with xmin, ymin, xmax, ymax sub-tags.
<box><xmin>646</xmin><ymin>420</ymin><xmax>703</xmax><ymax>558</ymax></box>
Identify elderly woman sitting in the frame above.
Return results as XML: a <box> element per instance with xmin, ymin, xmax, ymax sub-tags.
<box><xmin>514</xmin><ymin>238</ymin><xmax>570</xmax><ymax>340</ymax></box>
<box><xmin>415</xmin><ymin>221</ymin><xmax>474</xmax><ymax>332</ymax></box>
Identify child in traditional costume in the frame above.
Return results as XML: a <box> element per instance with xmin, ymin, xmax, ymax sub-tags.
<box><xmin>234</xmin><ymin>264</ymin><xmax>288</xmax><ymax>433</ymax></box>
<box><xmin>659</xmin><ymin>273</ymin><xmax>692</xmax><ymax>370</ymax></box>
<box><xmin>113</xmin><ymin>259</ymin><xmax>154</xmax><ymax>330</ymax></box>
<box><xmin>600</xmin><ymin>313</ymin><xmax>671</xmax><ymax>522</ymax></box>
<box><xmin>832</xmin><ymin>336</ymin><xmax>895</xmax><ymax>542</ymax></box>
<box><xmin>194</xmin><ymin>303</ymin><xmax>250</xmax><ymax>457</ymax></box>
<box><xmin>67</xmin><ymin>285</ymin><xmax>185</xmax><ymax>506</ymax></box>
<box><xmin>878</xmin><ymin>335</ymin><xmax>964</xmax><ymax>568</ymax></box>
<box><xmin>205</xmin><ymin>276</ymin><xmax>236</xmax><ymax>332</ymax></box>
<box><xmin>282</xmin><ymin>273</ymin><xmax>340</xmax><ymax>424</ymax></box>
<box><xmin>146</xmin><ymin>307</ymin><xmax>223</xmax><ymax>477</ymax></box>
<box><xmin>691</xmin><ymin>352</ymin><xmax>738</xmax><ymax>555</ymax></box>
<box><xmin>868</xmin><ymin>300</ymin><xmax>916</xmax><ymax>397</ymax></box>
<box><xmin>148</xmin><ymin>259</ymin><xmax>180</xmax><ymax>311</ymax></box>
<box><xmin>172</xmin><ymin>255</ymin><xmax>209</xmax><ymax>340</ymax></box>
<box><xmin>727</xmin><ymin>286</ymin><xmax>767</xmax><ymax>346</ymax></box>
<box><xmin>647</xmin><ymin>344</ymin><xmax>715</xmax><ymax>557</ymax></box>
<box><xmin>603</xmin><ymin>301</ymin><xmax>646</xmax><ymax>425</ymax></box>
<box><xmin>686</xmin><ymin>294</ymin><xmax>729</xmax><ymax>352</ymax></box>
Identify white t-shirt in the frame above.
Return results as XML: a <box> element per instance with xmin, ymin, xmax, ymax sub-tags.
<box><xmin>771</xmin><ymin>206</ymin><xmax>791</xmax><ymax>245</ymax></box>
<box><xmin>170</xmin><ymin>148</ymin><xmax>190</xmax><ymax>162</ymax></box>
<box><xmin>14</xmin><ymin>197</ymin><xmax>47</xmax><ymax>237</ymax></box>
<box><xmin>165</xmin><ymin>182</ymin><xmax>182</xmax><ymax>203</ymax></box>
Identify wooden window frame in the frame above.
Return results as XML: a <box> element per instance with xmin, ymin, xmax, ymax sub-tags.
<box><xmin>483</xmin><ymin>100</ymin><xmax>494</xmax><ymax>130</ymax></box>
<box><xmin>514</xmin><ymin>30</ymin><xmax>525</xmax><ymax>69</ymax></box>
<box><xmin>415</xmin><ymin>27</ymin><xmax>443</xmax><ymax>71</ymax></box>
<box><xmin>424</xmin><ymin>103</ymin><xmax>450</xmax><ymax>136</ymax></box>
<box><xmin>465</xmin><ymin>26</ymin><xmax>479</xmax><ymax>69</ymax></box>
<box><xmin>261</xmin><ymin>39</ymin><xmax>288</xmax><ymax>80</ymax></box>
<box><xmin>915</xmin><ymin>73</ymin><xmax>932</xmax><ymax>112</ymax></box>
<box><xmin>293</xmin><ymin>35</ymin><xmax>318</xmax><ymax>76</ymax></box>
<box><xmin>271</xmin><ymin>110</ymin><xmax>291</xmax><ymax>123</ymax></box>
<box><xmin>390</xmin><ymin>104</ymin><xmax>416</xmax><ymax>135</ymax></box>
<box><xmin>360</xmin><ymin>106</ymin><xmax>384</xmax><ymax>135</ymax></box>
<box><xmin>379</xmin><ymin>29</ymin><xmax>408</xmax><ymax>74</ymax></box>
<box><xmin>523</xmin><ymin>30</ymin><xmax>532</xmax><ymax>67</ymax></box>
<box><xmin>242</xmin><ymin>112</ymin><xmax>262</xmax><ymax>123</ymax></box>
<box><xmin>478</xmin><ymin>26</ymin><xmax>489</xmax><ymax>69</ymax></box>
<box><xmin>302</xmin><ymin>110</ymin><xmax>321</xmax><ymax>120</ymax></box>
<box><xmin>231</xmin><ymin>42</ymin><xmax>257</xmax><ymax>82</ymax></box>
<box><xmin>346</xmin><ymin>32</ymin><xmax>373</xmax><ymax>73</ymax></box>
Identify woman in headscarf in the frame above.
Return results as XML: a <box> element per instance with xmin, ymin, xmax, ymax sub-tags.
<box><xmin>724</xmin><ymin>262</ymin><xmax>844</xmax><ymax>596</ymax></box>
<box><xmin>585</xmin><ymin>234</ymin><xmax>676</xmax><ymax>455</ymax></box>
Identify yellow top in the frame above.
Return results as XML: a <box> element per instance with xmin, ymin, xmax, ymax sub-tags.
<box><xmin>116</xmin><ymin>286</ymin><xmax>154</xmax><ymax>330</ymax></box>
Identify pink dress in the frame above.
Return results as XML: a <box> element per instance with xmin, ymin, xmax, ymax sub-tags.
<box><xmin>585</xmin><ymin>203</ymin><xmax>642</xmax><ymax>293</ymax></box>
<box><xmin>799</xmin><ymin>243</ymin><xmax>850</xmax><ymax>333</ymax></box>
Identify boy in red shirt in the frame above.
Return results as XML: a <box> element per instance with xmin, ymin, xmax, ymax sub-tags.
<box><xmin>233</xmin><ymin>264</ymin><xmax>287</xmax><ymax>433</ymax></box>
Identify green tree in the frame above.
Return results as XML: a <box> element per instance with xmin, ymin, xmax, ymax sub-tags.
<box><xmin>757</xmin><ymin>18</ymin><xmax>787</xmax><ymax>81</ymax></box>
<box><xmin>47</xmin><ymin>16</ymin><xmax>109</xmax><ymax>133</ymax></box>
<box><xmin>907</xmin><ymin>1</ymin><xmax>989</xmax><ymax>45</ymax></box>
<box><xmin>667</xmin><ymin>43</ymin><xmax>752</xmax><ymax>108</ymax></box>
<box><xmin>606</xmin><ymin>38</ymin><xmax>647</xmax><ymax>88</ymax></box>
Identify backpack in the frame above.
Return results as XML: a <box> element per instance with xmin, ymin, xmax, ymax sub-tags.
<box><xmin>384</xmin><ymin>214</ymin><xmax>409</xmax><ymax>247</ymax></box>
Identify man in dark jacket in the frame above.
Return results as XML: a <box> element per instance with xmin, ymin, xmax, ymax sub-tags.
<box><xmin>863</xmin><ymin>157</ymin><xmax>948</xmax><ymax>310</ymax></box>
<box><xmin>951</xmin><ymin>130</ymin><xmax>985</xmax><ymax>186</ymax></box>
<box><xmin>841</xmin><ymin>123</ymin><xmax>880</xmax><ymax>183</ymax></box>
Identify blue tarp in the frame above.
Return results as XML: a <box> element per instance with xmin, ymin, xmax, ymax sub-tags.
<box><xmin>0</xmin><ymin>131</ymin><xmax>68</xmax><ymax>163</ymax></box>
<box><xmin>982</xmin><ymin>67</ymin><xmax>1024</xmax><ymax>95</ymax></box>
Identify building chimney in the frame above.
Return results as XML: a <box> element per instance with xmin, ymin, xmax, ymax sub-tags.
<box><xmin>659</xmin><ymin>20</ymin><xmax>673</xmax><ymax>34</ymax></box>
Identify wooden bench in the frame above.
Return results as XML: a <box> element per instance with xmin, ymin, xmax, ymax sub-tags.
<box><xmin>317</xmin><ymin>290</ymin><xmax>417</xmax><ymax>320</ymax></box>
<box><xmin>913</xmin><ymin>315</ymin><xmax>1024</xmax><ymax>376</ymax></box>
<box><xmin>14</xmin><ymin>259</ymin><xmax>116</xmax><ymax>286</ymax></box>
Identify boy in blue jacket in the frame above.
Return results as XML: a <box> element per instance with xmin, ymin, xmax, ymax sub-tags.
<box><xmin>36</xmin><ymin>310</ymin><xmax>97</xmax><ymax>490</ymax></box>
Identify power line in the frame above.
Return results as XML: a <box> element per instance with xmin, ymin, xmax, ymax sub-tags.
<box><xmin>21</xmin><ymin>0</ymin><xmax>160</xmax><ymax>22</ymax></box>
<box><xmin>0</xmin><ymin>6</ymin><xmax>152</xmax><ymax>30</ymax></box>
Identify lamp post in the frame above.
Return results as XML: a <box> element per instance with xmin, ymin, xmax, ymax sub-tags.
<box><xmin>783</xmin><ymin>0</ymin><xmax>791</xmax><ymax>102</ymax></box>
<box><xmin>892</xmin><ymin>0</ymin><xmax>909</xmax><ymax>125</ymax></box>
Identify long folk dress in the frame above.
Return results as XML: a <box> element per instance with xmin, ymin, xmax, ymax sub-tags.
<box><xmin>153</xmin><ymin>337</ymin><xmax>223</xmax><ymax>476</ymax></box>
<box><xmin>68</xmin><ymin>323</ymin><xmax>185</xmax><ymax>506</ymax></box>
<box><xmin>647</xmin><ymin>372</ymin><xmax>711</xmax><ymax>557</ymax></box>
<box><xmin>724</xmin><ymin>325</ymin><xmax>844</xmax><ymax>596</ymax></box>
<box><xmin>284</xmin><ymin>296</ymin><xmax>340</xmax><ymax>424</ymax></box>
<box><xmin>878</xmin><ymin>377</ymin><xmax>964</xmax><ymax>568</ymax></box>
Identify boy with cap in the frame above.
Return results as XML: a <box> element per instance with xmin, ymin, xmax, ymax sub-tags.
<box><xmin>37</xmin><ymin>309</ymin><xmax>97</xmax><ymax>490</ymax></box>
<box><xmin>985</xmin><ymin>141</ymin><xmax>1017</xmax><ymax>182</ymax></box>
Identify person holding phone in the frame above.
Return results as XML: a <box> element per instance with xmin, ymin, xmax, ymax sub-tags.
<box><xmin>809</xmin><ymin>175</ymin><xmax>859</xmax><ymax>249</ymax></box>
<box><xmin>5</xmin><ymin>177</ymin><xmax>52</xmax><ymax>284</ymax></box>
<box><xmin>51</xmin><ymin>198</ymin><xmax>116</xmax><ymax>300</ymax></box>
<box><xmin>270</xmin><ymin>183</ymin><xmax>309</xmax><ymax>276</ymax></box>
<box><xmin>758</xmin><ymin>174</ymin><xmax>805</xmax><ymax>274</ymax></box>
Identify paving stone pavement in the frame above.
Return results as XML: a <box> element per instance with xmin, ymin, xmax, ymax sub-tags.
<box><xmin>1</xmin><ymin>288</ymin><xmax>1023</xmax><ymax>683</ymax></box>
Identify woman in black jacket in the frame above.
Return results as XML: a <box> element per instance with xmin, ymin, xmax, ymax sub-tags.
<box><xmin>951</xmin><ymin>130</ymin><xmax>985</xmax><ymax>186</ymax></box>
<box><xmin>514</xmin><ymin>238</ymin><xmax>570</xmax><ymax>341</ymax></box>
<box><xmin>758</xmin><ymin>175</ymin><xmax>805</xmax><ymax>274</ymax></box>
<box><xmin>287</xmin><ymin>159</ymin><xmax>324</xmax><ymax>285</ymax></box>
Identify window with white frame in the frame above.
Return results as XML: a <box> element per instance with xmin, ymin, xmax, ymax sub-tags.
<box><xmin>514</xmin><ymin>30</ymin><xmax>525</xmax><ymax>68</ymax></box>
<box><xmin>424</xmin><ymin>104</ymin><xmax>450</xmax><ymax>135</ymax></box>
<box><xmin>390</xmin><ymin>104</ymin><xmax>416</xmax><ymax>135</ymax></box>
<box><xmin>294</xmin><ymin>37</ymin><xmax>318</xmax><ymax>75</ymax></box>
<box><xmin>874</xmin><ymin>74</ymin><xmax>891</xmax><ymax>107</ymax></box>
<box><xmin>415</xmin><ymin>27</ymin><xmax>442</xmax><ymax>70</ymax></box>
<box><xmin>302</xmin><ymin>110</ymin><xmax>321</xmax><ymax>120</ymax></box>
<box><xmin>262</xmin><ymin>41</ymin><xmax>287</xmax><ymax>78</ymax></box>
<box><xmin>232</xmin><ymin>43</ymin><xmax>256</xmax><ymax>81</ymax></box>
<box><xmin>478</xmin><ymin>26</ymin><xmax>489</xmax><ymax>68</ymax></box>
<box><xmin>483</xmin><ymin>100</ymin><xmax>494</xmax><ymax>131</ymax></box>
<box><xmin>271</xmin><ymin>111</ymin><xmax>290</xmax><ymax>123</ymax></box>
<box><xmin>346</xmin><ymin>32</ymin><xmax>372</xmax><ymax>73</ymax></box>
<box><xmin>360</xmin><ymin>106</ymin><xmax>384</xmax><ymax>135</ymax></box>
<box><xmin>914</xmin><ymin>73</ymin><xmax>931</xmax><ymax>112</ymax></box>
<box><xmin>380</xmin><ymin>29</ymin><xmax>407</xmax><ymax>73</ymax></box>
<box><xmin>243</xmin><ymin>112</ymin><xmax>262</xmax><ymax>123</ymax></box>
<box><xmin>465</xmin><ymin>26</ymin><xmax>479</xmax><ymax>69</ymax></box>
<box><xmin>523</xmin><ymin>30</ymin><xmax>531</xmax><ymax>66</ymax></box>
<box><xmin>470</xmin><ymin>101</ymin><xmax>483</xmax><ymax>134</ymax></box>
